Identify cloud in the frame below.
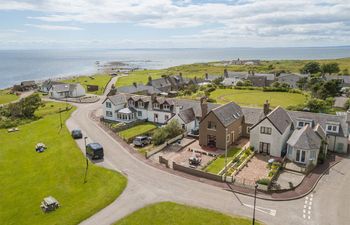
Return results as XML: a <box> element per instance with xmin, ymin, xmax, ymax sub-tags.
<box><xmin>0</xmin><ymin>0</ymin><xmax>350</xmax><ymax>46</ymax></box>
<box><xmin>25</xmin><ymin>24</ymin><xmax>83</xmax><ymax>31</ymax></box>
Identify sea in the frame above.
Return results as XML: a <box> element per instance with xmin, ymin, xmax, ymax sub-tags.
<box><xmin>1</xmin><ymin>47</ymin><xmax>350</xmax><ymax>89</ymax></box>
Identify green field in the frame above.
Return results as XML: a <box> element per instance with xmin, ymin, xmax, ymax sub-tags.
<box><xmin>204</xmin><ymin>147</ymin><xmax>242</xmax><ymax>174</ymax></box>
<box><xmin>209</xmin><ymin>89</ymin><xmax>307</xmax><ymax>108</ymax></box>
<box><xmin>114</xmin><ymin>202</ymin><xmax>262</xmax><ymax>225</ymax></box>
<box><xmin>0</xmin><ymin>89</ymin><xmax>19</xmax><ymax>105</ymax></box>
<box><xmin>118</xmin><ymin>122</ymin><xmax>157</xmax><ymax>139</ymax></box>
<box><xmin>62</xmin><ymin>74</ymin><xmax>111</xmax><ymax>95</ymax></box>
<box><xmin>0</xmin><ymin>102</ymin><xmax>127</xmax><ymax>225</ymax></box>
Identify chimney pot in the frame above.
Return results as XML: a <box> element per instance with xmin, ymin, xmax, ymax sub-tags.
<box><xmin>263</xmin><ymin>100</ymin><xmax>270</xmax><ymax>115</ymax></box>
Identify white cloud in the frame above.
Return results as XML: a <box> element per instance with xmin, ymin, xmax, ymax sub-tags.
<box><xmin>25</xmin><ymin>24</ymin><xmax>83</xmax><ymax>30</ymax></box>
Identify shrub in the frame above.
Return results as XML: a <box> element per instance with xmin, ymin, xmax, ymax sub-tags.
<box><xmin>257</xmin><ymin>178</ymin><xmax>271</xmax><ymax>185</ymax></box>
<box><xmin>152</xmin><ymin>120</ymin><xmax>183</xmax><ymax>146</ymax></box>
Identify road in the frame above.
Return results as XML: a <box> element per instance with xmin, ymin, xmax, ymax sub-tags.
<box><xmin>65</xmin><ymin>77</ymin><xmax>349</xmax><ymax>225</ymax></box>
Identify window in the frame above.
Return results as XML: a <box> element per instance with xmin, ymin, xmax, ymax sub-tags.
<box><xmin>163</xmin><ymin>104</ymin><xmax>170</xmax><ymax>110</ymax></box>
<box><xmin>128</xmin><ymin>100</ymin><xmax>134</xmax><ymax>106</ymax></box>
<box><xmin>226</xmin><ymin>134</ymin><xmax>230</xmax><ymax>143</ymax></box>
<box><xmin>310</xmin><ymin>150</ymin><xmax>316</xmax><ymax>160</ymax></box>
<box><xmin>287</xmin><ymin>145</ymin><xmax>293</xmax><ymax>156</ymax></box>
<box><xmin>165</xmin><ymin>115</ymin><xmax>169</xmax><ymax>121</ymax></box>
<box><xmin>260</xmin><ymin>126</ymin><xmax>272</xmax><ymax>135</ymax></box>
<box><xmin>138</xmin><ymin>101</ymin><xmax>144</xmax><ymax>108</ymax></box>
<box><xmin>208</xmin><ymin>121</ymin><xmax>216</xmax><ymax>130</ymax></box>
<box><xmin>137</xmin><ymin>111</ymin><xmax>142</xmax><ymax>117</ymax></box>
<box><xmin>297</xmin><ymin>121</ymin><xmax>312</xmax><ymax>128</ymax></box>
<box><xmin>326</xmin><ymin>124</ymin><xmax>339</xmax><ymax>133</ymax></box>
<box><xmin>106</xmin><ymin>102</ymin><xmax>112</xmax><ymax>108</ymax></box>
<box><xmin>153</xmin><ymin>103</ymin><xmax>160</xmax><ymax>109</ymax></box>
<box><xmin>297</xmin><ymin>121</ymin><xmax>304</xmax><ymax>128</ymax></box>
<box><xmin>106</xmin><ymin>111</ymin><xmax>112</xmax><ymax>117</ymax></box>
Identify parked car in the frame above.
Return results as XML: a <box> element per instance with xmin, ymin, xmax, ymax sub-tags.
<box><xmin>71</xmin><ymin>129</ymin><xmax>83</xmax><ymax>139</ymax></box>
<box><xmin>86</xmin><ymin>143</ymin><xmax>104</xmax><ymax>159</ymax></box>
<box><xmin>133</xmin><ymin>136</ymin><xmax>151</xmax><ymax>147</ymax></box>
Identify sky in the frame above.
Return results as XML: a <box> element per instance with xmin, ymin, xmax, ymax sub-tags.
<box><xmin>0</xmin><ymin>0</ymin><xmax>349</xmax><ymax>49</ymax></box>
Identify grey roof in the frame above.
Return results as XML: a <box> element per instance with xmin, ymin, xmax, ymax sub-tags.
<box><xmin>52</xmin><ymin>83</ymin><xmax>70</xmax><ymax>92</ymax></box>
<box><xmin>241</xmin><ymin>107</ymin><xmax>264</xmax><ymax>125</ymax></box>
<box><xmin>266</xmin><ymin>106</ymin><xmax>292</xmax><ymax>134</ymax></box>
<box><xmin>42</xmin><ymin>80</ymin><xmax>63</xmax><ymax>90</ymax></box>
<box><xmin>205</xmin><ymin>74</ymin><xmax>222</xmax><ymax>81</ymax></box>
<box><xmin>178</xmin><ymin>108</ymin><xmax>196</xmax><ymax>124</ymax></box>
<box><xmin>277</xmin><ymin>73</ymin><xmax>306</xmax><ymax>87</ymax></box>
<box><xmin>333</xmin><ymin>96</ymin><xmax>348</xmax><ymax>108</ymax></box>
<box><xmin>288</xmin><ymin>110</ymin><xmax>348</xmax><ymax>138</ymax></box>
<box><xmin>117</xmin><ymin>84</ymin><xmax>161</xmax><ymax>95</ymax></box>
<box><xmin>226</xmin><ymin>72</ymin><xmax>248</xmax><ymax>79</ymax></box>
<box><xmin>211</xmin><ymin>102</ymin><xmax>243</xmax><ymax>127</ymax></box>
<box><xmin>287</xmin><ymin>125</ymin><xmax>322</xmax><ymax>150</ymax></box>
<box><xmin>175</xmin><ymin>99</ymin><xmax>219</xmax><ymax>118</ymax></box>
<box><xmin>21</xmin><ymin>80</ymin><xmax>36</xmax><ymax>87</ymax></box>
<box><xmin>106</xmin><ymin>93</ymin><xmax>128</xmax><ymax>105</ymax></box>
<box><xmin>254</xmin><ymin>73</ymin><xmax>276</xmax><ymax>81</ymax></box>
<box><xmin>314</xmin><ymin>124</ymin><xmax>326</xmax><ymax>140</ymax></box>
<box><xmin>148</xmin><ymin>77</ymin><xmax>172</xmax><ymax>92</ymax></box>
<box><xmin>247</xmin><ymin>76</ymin><xmax>267</xmax><ymax>87</ymax></box>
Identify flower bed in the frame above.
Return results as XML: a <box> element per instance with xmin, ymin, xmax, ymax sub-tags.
<box><xmin>225</xmin><ymin>147</ymin><xmax>255</xmax><ymax>176</ymax></box>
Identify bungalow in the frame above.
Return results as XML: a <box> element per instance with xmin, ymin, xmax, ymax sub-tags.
<box><xmin>49</xmin><ymin>83</ymin><xmax>86</xmax><ymax>99</ymax></box>
<box><xmin>276</xmin><ymin>73</ymin><xmax>307</xmax><ymax>88</ymax></box>
<box><xmin>39</xmin><ymin>80</ymin><xmax>64</xmax><ymax>93</ymax></box>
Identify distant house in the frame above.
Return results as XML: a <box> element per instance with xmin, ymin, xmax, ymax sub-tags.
<box><xmin>40</xmin><ymin>80</ymin><xmax>64</xmax><ymax>93</ymax></box>
<box><xmin>116</xmin><ymin>83</ymin><xmax>161</xmax><ymax>95</ymax></box>
<box><xmin>277</xmin><ymin>73</ymin><xmax>307</xmax><ymax>88</ymax></box>
<box><xmin>13</xmin><ymin>80</ymin><xmax>37</xmax><ymax>92</ymax></box>
<box><xmin>246</xmin><ymin>73</ymin><xmax>275</xmax><ymax>87</ymax></box>
<box><xmin>325</xmin><ymin>75</ymin><xmax>350</xmax><ymax>87</ymax></box>
<box><xmin>49</xmin><ymin>83</ymin><xmax>86</xmax><ymax>99</ymax></box>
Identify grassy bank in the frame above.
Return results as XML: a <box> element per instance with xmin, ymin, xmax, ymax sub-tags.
<box><xmin>209</xmin><ymin>89</ymin><xmax>307</xmax><ymax>108</ymax></box>
<box><xmin>118</xmin><ymin>122</ymin><xmax>157</xmax><ymax>139</ymax></box>
<box><xmin>62</xmin><ymin>74</ymin><xmax>111</xmax><ymax>95</ymax></box>
<box><xmin>0</xmin><ymin>89</ymin><xmax>19</xmax><ymax>105</ymax></box>
<box><xmin>114</xmin><ymin>202</ymin><xmax>263</xmax><ymax>225</ymax></box>
<box><xmin>0</xmin><ymin>102</ymin><xmax>127</xmax><ymax>225</ymax></box>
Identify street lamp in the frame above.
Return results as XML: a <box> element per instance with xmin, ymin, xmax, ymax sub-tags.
<box><xmin>224</xmin><ymin>127</ymin><xmax>228</xmax><ymax>171</ymax></box>
<box><xmin>83</xmin><ymin>137</ymin><xmax>89</xmax><ymax>183</ymax></box>
<box><xmin>252</xmin><ymin>183</ymin><xmax>258</xmax><ymax>225</ymax></box>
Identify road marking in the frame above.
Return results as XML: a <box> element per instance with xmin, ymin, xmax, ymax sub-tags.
<box><xmin>243</xmin><ymin>204</ymin><xmax>277</xmax><ymax>217</ymax></box>
<box><xmin>303</xmin><ymin>195</ymin><xmax>313</xmax><ymax>220</ymax></box>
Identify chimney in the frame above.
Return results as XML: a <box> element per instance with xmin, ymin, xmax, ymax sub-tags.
<box><xmin>263</xmin><ymin>100</ymin><xmax>270</xmax><ymax>115</ymax></box>
<box><xmin>148</xmin><ymin>76</ymin><xmax>152</xmax><ymax>84</ymax></box>
<box><xmin>151</xmin><ymin>93</ymin><xmax>157</xmax><ymax>102</ymax></box>
<box><xmin>200</xmin><ymin>97</ymin><xmax>208</xmax><ymax>118</ymax></box>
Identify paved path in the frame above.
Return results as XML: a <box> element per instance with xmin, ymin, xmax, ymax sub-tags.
<box><xmin>63</xmin><ymin>77</ymin><xmax>345</xmax><ymax>225</ymax></box>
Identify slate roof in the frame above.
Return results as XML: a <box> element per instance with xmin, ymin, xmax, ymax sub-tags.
<box><xmin>226</xmin><ymin>72</ymin><xmax>248</xmax><ymax>79</ymax></box>
<box><xmin>21</xmin><ymin>80</ymin><xmax>36</xmax><ymax>87</ymax></box>
<box><xmin>178</xmin><ymin>108</ymin><xmax>196</xmax><ymax>124</ymax></box>
<box><xmin>277</xmin><ymin>73</ymin><xmax>306</xmax><ymax>87</ymax></box>
<box><xmin>247</xmin><ymin>76</ymin><xmax>267</xmax><ymax>87</ymax></box>
<box><xmin>148</xmin><ymin>77</ymin><xmax>172</xmax><ymax>92</ymax></box>
<box><xmin>287</xmin><ymin>125</ymin><xmax>322</xmax><ymax>150</ymax></box>
<box><xmin>266</xmin><ymin>106</ymin><xmax>292</xmax><ymax>134</ymax></box>
<box><xmin>241</xmin><ymin>107</ymin><xmax>264</xmax><ymax>125</ymax></box>
<box><xmin>52</xmin><ymin>83</ymin><xmax>71</xmax><ymax>92</ymax></box>
<box><xmin>211</xmin><ymin>102</ymin><xmax>243</xmax><ymax>127</ymax></box>
<box><xmin>314</xmin><ymin>124</ymin><xmax>326</xmax><ymax>140</ymax></box>
<box><xmin>42</xmin><ymin>80</ymin><xmax>63</xmax><ymax>90</ymax></box>
<box><xmin>254</xmin><ymin>73</ymin><xmax>276</xmax><ymax>81</ymax></box>
<box><xmin>117</xmin><ymin>84</ymin><xmax>161</xmax><ymax>95</ymax></box>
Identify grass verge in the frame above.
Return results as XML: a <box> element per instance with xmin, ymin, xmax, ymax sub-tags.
<box><xmin>114</xmin><ymin>202</ymin><xmax>263</xmax><ymax>225</ymax></box>
<box><xmin>118</xmin><ymin>122</ymin><xmax>157</xmax><ymax>140</ymax></box>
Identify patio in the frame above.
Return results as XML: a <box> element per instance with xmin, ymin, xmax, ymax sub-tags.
<box><xmin>235</xmin><ymin>154</ymin><xmax>270</xmax><ymax>183</ymax></box>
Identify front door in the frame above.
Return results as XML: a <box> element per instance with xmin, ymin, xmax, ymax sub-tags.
<box><xmin>296</xmin><ymin>149</ymin><xmax>306</xmax><ymax>163</ymax></box>
<box><xmin>259</xmin><ymin>142</ymin><xmax>270</xmax><ymax>154</ymax></box>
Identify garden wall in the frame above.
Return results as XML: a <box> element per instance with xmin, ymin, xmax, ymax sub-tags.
<box><xmin>172</xmin><ymin>162</ymin><xmax>223</xmax><ymax>182</ymax></box>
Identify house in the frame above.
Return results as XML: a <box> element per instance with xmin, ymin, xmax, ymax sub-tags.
<box><xmin>40</xmin><ymin>80</ymin><xmax>64</xmax><ymax>93</ymax></box>
<box><xmin>249</xmin><ymin>102</ymin><xmax>293</xmax><ymax>156</ymax></box>
<box><xmin>247</xmin><ymin>73</ymin><xmax>276</xmax><ymax>87</ymax></box>
<box><xmin>325</xmin><ymin>75</ymin><xmax>350</xmax><ymax>87</ymax></box>
<box><xmin>49</xmin><ymin>83</ymin><xmax>86</xmax><ymax>99</ymax></box>
<box><xmin>276</xmin><ymin>73</ymin><xmax>307</xmax><ymax>88</ymax></box>
<box><xmin>103</xmin><ymin>93</ymin><xmax>219</xmax><ymax>132</ymax></box>
<box><xmin>116</xmin><ymin>83</ymin><xmax>161</xmax><ymax>95</ymax></box>
<box><xmin>13</xmin><ymin>80</ymin><xmax>37</xmax><ymax>92</ymax></box>
<box><xmin>147</xmin><ymin>75</ymin><xmax>188</xmax><ymax>93</ymax></box>
<box><xmin>199</xmin><ymin>100</ymin><xmax>244</xmax><ymax>150</ymax></box>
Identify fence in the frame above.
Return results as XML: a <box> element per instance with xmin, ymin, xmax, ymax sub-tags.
<box><xmin>159</xmin><ymin>156</ymin><xmax>169</xmax><ymax>168</ymax></box>
<box><xmin>172</xmin><ymin>162</ymin><xmax>223</xmax><ymax>182</ymax></box>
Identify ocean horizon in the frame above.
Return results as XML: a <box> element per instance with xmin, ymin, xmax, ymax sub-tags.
<box><xmin>1</xmin><ymin>46</ymin><xmax>350</xmax><ymax>89</ymax></box>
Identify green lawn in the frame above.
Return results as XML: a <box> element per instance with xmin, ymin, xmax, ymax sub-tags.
<box><xmin>204</xmin><ymin>147</ymin><xmax>242</xmax><ymax>174</ymax></box>
<box><xmin>0</xmin><ymin>89</ymin><xmax>19</xmax><ymax>105</ymax></box>
<box><xmin>118</xmin><ymin>122</ymin><xmax>157</xmax><ymax>139</ymax></box>
<box><xmin>114</xmin><ymin>202</ymin><xmax>263</xmax><ymax>225</ymax></box>
<box><xmin>0</xmin><ymin>103</ymin><xmax>127</xmax><ymax>225</ymax></box>
<box><xmin>209</xmin><ymin>88</ymin><xmax>307</xmax><ymax>108</ymax></box>
<box><xmin>62</xmin><ymin>74</ymin><xmax>111</xmax><ymax>95</ymax></box>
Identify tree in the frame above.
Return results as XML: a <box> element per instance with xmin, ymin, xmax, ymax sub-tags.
<box><xmin>301</xmin><ymin>62</ymin><xmax>321</xmax><ymax>74</ymax></box>
<box><xmin>297</xmin><ymin>77</ymin><xmax>308</xmax><ymax>90</ymax></box>
<box><xmin>321</xmin><ymin>63</ymin><xmax>340</xmax><ymax>75</ymax></box>
<box><xmin>242</xmin><ymin>80</ymin><xmax>252</xmax><ymax>86</ymax></box>
<box><xmin>271</xmin><ymin>81</ymin><xmax>280</xmax><ymax>88</ymax></box>
<box><xmin>20</xmin><ymin>93</ymin><xmax>42</xmax><ymax>118</ymax></box>
<box><xmin>317</xmin><ymin>79</ymin><xmax>342</xmax><ymax>99</ymax></box>
<box><xmin>280</xmin><ymin>83</ymin><xmax>290</xmax><ymax>89</ymax></box>
<box><xmin>305</xmin><ymin>98</ymin><xmax>332</xmax><ymax>113</ymax></box>
<box><xmin>342</xmin><ymin>68</ymin><xmax>349</xmax><ymax>75</ymax></box>
<box><xmin>152</xmin><ymin>120</ymin><xmax>183</xmax><ymax>145</ymax></box>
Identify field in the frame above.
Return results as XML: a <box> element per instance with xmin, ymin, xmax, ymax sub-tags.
<box><xmin>0</xmin><ymin>102</ymin><xmax>127</xmax><ymax>225</ymax></box>
<box><xmin>209</xmin><ymin>88</ymin><xmax>307</xmax><ymax>108</ymax></box>
<box><xmin>0</xmin><ymin>89</ymin><xmax>19</xmax><ymax>105</ymax></box>
<box><xmin>118</xmin><ymin>122</ymin><xmax>157</xmax><ymax>139</ymax></box>
<box><xmin>114</xmin><ymin>202</ymin><xmax>262</xmax><ymax>225</ymax></box>
<box><xmin>62</xmin><ymin>74</ymin><xmax>111</xmax><ymax>95</ymax></box>
<box><xmin>116</xmin><ymin>58</ymin><xmax>350</xmax><ymax>88</ymax></box>
<box><xmin>204</xmin><ymin>147</ymin><xmax>241</xmax><ymax>174</ymax></box>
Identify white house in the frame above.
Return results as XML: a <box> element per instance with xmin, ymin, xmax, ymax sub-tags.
<box><xmin>49</xmin><ymin>83</ymin><xmax>86</xmax><ymax>99</ymax></box>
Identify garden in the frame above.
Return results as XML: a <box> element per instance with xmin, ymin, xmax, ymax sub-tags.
<box><xmin>114</xmin><ymin>202</ymin><xmax>263</xmax><ymax>225</ymax></box>
<box><xmin>0</xmin><ymin>100</ymin><xmax>127</xmax><ymax>225</ymax></box>
<box><xmin>204</xmin><ymin>147</ymin><xmax>242</xmax><ymax>174</ymax></box>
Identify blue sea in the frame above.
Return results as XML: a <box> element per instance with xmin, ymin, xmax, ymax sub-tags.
<box><xmin>1</xmin><ymin>47</ymin><xmax>350</xmax><ymax>89</ymax></box>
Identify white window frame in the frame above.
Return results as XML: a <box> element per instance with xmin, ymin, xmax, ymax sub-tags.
<box><xmin>310</xmin><ymin>150</ymin><xmax>316</xmax><ymax>160</ymax></box>
<box><xmin>128</xmin><ymin>100</ymin><xmax>134</xmax><ymax>106</ymax></box>
<box><xmin>163</xmin><ymin>104</ymin><xmax>170</xmax><ymax>110</ymax></box>
<box><xmin>326</xmin><ymin>124</ymin><xmax>339</xmax><ymax>133</ymax></box>
<box><xmin>138</xmin><ymin>101</ymin><xmax>144</xmax><ymax>108</ymax></box>
<box><xmin>106</xmin><ymin>102</ymin><xmax>112</xmax><ymax>108</ymax></box>
<box><xmin>153</xmin><ymin>103</ymin><xmax>160</xmax><ymax>109</ymax></box>
<box><xmin>106</xmin><ymin>111</ymin><xmax>113</xmax><ymax>117</ymax></box>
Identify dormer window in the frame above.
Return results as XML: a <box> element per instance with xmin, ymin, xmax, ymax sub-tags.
<box><xmin>128</xmin><ymin>100</ymin><xmax>134</xmax><ymax>106</ymax></box>
<box><xmin>106</xmin><ymin>102</ymin><xmax>112</xmax><ymax>108</ymax></box>
<box><xmin>326</xmin><ymin>123</ymin><xmax>339</xmax><ymax>133</ymax></box>
<box><xmin>163</xmin><ymin>104</ymin><xmax>170</xmax><ymax>110</ymax></box>
<box><xmin>153</xmin><ymin>103</ymin><xmax>160</xmax><ymax>109</ymax></box>
<box><xmin>138</xmin><ymin>101</ymin><xmax>144</xmax><ymax>108</ymax></box>
<box><xmin>296</xmin><ymin>119</ymin><xmax>313</xmax><ymax>128</ymax></box>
